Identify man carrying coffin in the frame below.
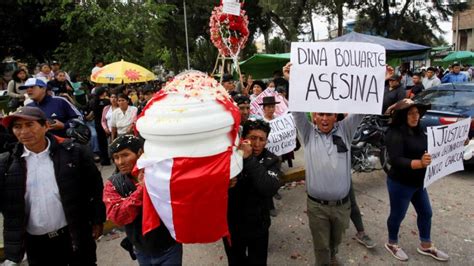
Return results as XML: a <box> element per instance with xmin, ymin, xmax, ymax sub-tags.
<box><xmin>283</xmin><ymin>63</ymin><xmax>365</xmax><ymax>265</ymax></box>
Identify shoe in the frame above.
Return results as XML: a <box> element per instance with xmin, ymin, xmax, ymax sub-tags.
<box><xmin>385</xmin><ymin>243</ymin><xmax>409</xmax><ymax>261</ymax></box>
<box><xmin>100</xmin><ymin>161</ymin><xmax>111</xmax><ymax>166</ymax></box>
<box><xmin>269</xmin><ymin>209</ymin><xmax>277</xmax><ymax>217</ymax></box>
<box><xmin>417</xmin><ymin>246</ymin><xmax>449</xmax><ymax>261</ymax></box>
<box><xmin>355</xmin><ymin>233</ymin><xmax>376</xmax><ymax>249</ymax></box>
<box><xmin>93</xmin><ymin>155</ymin><xmax>101</xmax><ymax>163</ymax></box>
<box><xmin>274</xmin><ymin>192</ymin><xmax>282</xmax><ymax>200</ymax></box>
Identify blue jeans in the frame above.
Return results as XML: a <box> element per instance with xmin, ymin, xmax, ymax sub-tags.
<box><xmin>86</xmin><ymin>120</ymin><xmax>100</xmax><ymax>153</ymax></box>
<box><xmin>386</xmin><ymin>178</ymin><xmax>432</xmax><ymax>243</ymax></box>
<box><xmin>134</xmin><ymin>243</ymin><xmax>183</xmax><ymax>266</ymax></box>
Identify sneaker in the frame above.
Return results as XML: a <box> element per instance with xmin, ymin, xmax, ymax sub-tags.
<box><xmin>417</xmin><ymin>246</ymin><xmax>449</xmax><ymax>261</ymax></box>
<box><xmin>355</xmin><ymin>233</ymin><xmax>376</xmax><ymax>249</ymax></box>
<box><xmin>385</xmin><ymin>243</ymin><xmax>409</xmax><ymax>261</ymax></box>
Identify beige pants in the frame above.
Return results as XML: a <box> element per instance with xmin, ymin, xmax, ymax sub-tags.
<box><xmin>307</xmin><ymin>197</ymin><xmax>351</xmax><ymax>265</ymax></box>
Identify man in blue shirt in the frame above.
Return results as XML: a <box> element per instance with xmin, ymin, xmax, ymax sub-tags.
<box><xmin>23</xmin><ymin>78</ymin><xmax>82</xmax><ymax>137</ymax></box>
<box><xmin>441</xmin><ymin>63</ymin><xmax>468</xmax><ymax>83</ymax></box>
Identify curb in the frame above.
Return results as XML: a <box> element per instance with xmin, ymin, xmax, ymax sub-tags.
<box><xmin>0</xmin><ymin>169</ymin><xmax>306</xmax><ymax>260</ymax></box>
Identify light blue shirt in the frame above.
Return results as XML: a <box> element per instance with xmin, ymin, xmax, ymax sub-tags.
<box><xmin>293</xmin><ymin>113</ymin><xmax>363</xmax><ymax>200</ymax></box>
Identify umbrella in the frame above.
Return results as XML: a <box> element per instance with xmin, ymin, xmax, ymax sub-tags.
<box><xmin>90</xmin><ymin>59</ymin><xmax>156</xmax><ymax>84</ymax></box>
<box><xmin>441</xmin><ymin>51</ymin><xmax>474</xmax><ymax>62</ymax></box>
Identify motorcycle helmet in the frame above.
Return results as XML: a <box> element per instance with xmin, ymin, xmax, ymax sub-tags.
<box><xmin>66</xmin><ymin>118</ymin><xmax>91</xmax><ymax>145</ymax></box>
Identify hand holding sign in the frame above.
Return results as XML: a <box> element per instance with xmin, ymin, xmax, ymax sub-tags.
<box><xmin>289</xmin><ymin>42</ymin><xmax>386</xmax><ymax>115</ymax></box>
<box><xmin>423</xmin><ymin>118</ymin><xmax>471</xmax><ymax>188</ymax></box>
<box><xmin>421</xmin><ymin>152</ymin><xmax>432</xmax><ymax>168</ymax></box>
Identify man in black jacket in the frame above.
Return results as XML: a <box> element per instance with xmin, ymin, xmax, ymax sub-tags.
<box><xmin>0</xmin><ymin>106</ymin><xmax>105</xmax><ymax>265</ymax></box>
<box><xmin>224</xmin><ymin>119</ymin><xmax>282</xmax><ymax>265</ymax></box>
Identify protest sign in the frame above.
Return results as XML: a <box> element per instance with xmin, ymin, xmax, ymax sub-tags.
<box><xmin>289</xmin><ymin>42</ymin><xmax>386</xmax><ymax>115</ymax></box>
<box><xmin>250</xmin><ymin>88</ymin><xmax>288</xmax><ymax>117</ymax></box>
<box><xmin>222</xmin><ymin>0</ymin><xmax>240</xmax><ymax>16</ymax></box>
<box><xmin>424</xmin><ymin>118</ymin><xmax>471</xmax><ymax>188</ymax></box>
<box><xmin>265</xmin><ymin>113</ymin><xmax>297</xmax><ymax>156</ymax></box>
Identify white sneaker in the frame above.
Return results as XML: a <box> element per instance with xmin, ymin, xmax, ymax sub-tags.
<box><xmin>417</xmin><ymin>246</ymin><xmax>449</xmax><ymax>261</ymax></box>
<box><xmin>385</xmin><ymin>243</ymin><xmax>409</xmax><ymax>261</ymax></box>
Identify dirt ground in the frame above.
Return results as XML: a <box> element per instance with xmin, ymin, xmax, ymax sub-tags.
<box><xmin>96</xmin><ymin>165</ymin><xmax>474</xmax><ymax>266</ymax></box>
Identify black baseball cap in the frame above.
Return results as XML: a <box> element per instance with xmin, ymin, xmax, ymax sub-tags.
<box><xmin>2</xmin><ymin>107</ymin><xmax>48</xmax><ymax>128</ymax></box>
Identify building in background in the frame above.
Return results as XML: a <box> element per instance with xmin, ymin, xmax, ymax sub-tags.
<box><xmin>453</xmin><ymin>0</ymin><xmax>474</xmax><ymax>51</ymax></box>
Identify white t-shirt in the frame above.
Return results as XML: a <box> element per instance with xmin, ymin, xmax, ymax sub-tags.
<box><xmin>111</xmin><ymin>106</ymin><xmax>138</xmax><ymax>135</ymax></box>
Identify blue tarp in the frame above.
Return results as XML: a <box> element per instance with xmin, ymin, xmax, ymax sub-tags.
<box><xmin>330</xmin><ymin>32</ymin><xmax>431</xmax><ymax>56</ymax></box>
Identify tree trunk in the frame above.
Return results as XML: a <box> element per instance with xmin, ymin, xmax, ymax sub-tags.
<box><xmin>263</xmin><ymin>30</ymin><xmax>270</xmax><ymax>53</ymax></box>
<box><xmin>336</xmin><ymin>1</ymin><xmax>343</xmax><ymax>37</ymax></box>
<box><xmin>308</xmin><ymin>8</ymin><xmax>315</xmax><ymax>41</ymax></box>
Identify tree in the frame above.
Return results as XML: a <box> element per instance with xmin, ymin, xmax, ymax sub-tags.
<box><xmin>266</xmin><ymin>37</ymin><xmax>289</xmax><ymax>54</ymax></box>
<box><xmin>354</xmin><ymin>0</ymin><xmax>468</xmax><ymax>46</ymax></box>
<box><xmin>308</xmin><ymin>0</ymin><xmax>358</xmax><ymax>37</ymax></box>
<box><xmin>0</xmin><ymin>0</ymin><xmax>63</xmax><ymax>64</ymax></box>
<box><xmin>260</xmin><ymin>0</ymin><xmax>309</xmax><ymax>41</ymax></box>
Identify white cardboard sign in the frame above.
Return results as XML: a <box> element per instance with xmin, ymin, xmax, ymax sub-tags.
<box><xmin>222</xmin><ymin>0</ymin><xmax>240</xmax><ymax>16</ymax></box>
<box><xmin>265</xmin><ymin>113</ymin><xmax>297</xmax><ymax>156</ymax></box>
<box><xmin>424</xmin><ymin>118</ymin><xmax>471</xmax><ymax>188</ymax></box>
<box><xmin>289</xmin><ymin>42</ymin><xmax>386</xmax><ymax>114</ymax></box>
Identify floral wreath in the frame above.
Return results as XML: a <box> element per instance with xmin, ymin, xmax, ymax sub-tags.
<box><xmin>209</xmin><ymin>1</ymin><xmax>249</xmax><ymax>59</ymax></box>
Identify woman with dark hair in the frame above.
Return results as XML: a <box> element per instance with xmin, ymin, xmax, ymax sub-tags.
<box><xmin>249</xmin><ymin>80</ymin><xmax>266</xmax><ymax>102</ymax></box>
<box><xmin>224</xmin><ymin>118</ymin><xmax>282</xmax><ymax>265</ymax></box>
<box><xmin>35</xmin><ymin>63</ymin><xmax>54</xmax><ymax>81</ymax></box>
<box><xmin>111</xmin><ymin>93</ymin><xmax>137</xmax><ymax>140</ymax></box>
<box><xmin>384</xmin><ymin>99</ymin><xmax>449</xmax><ymax>262</ymax></box>
<box><xmin>7</xmin><ymin>69</ymin><xmax>28</xmax><ymax>108</ymax></box>
<box><xmin>90</xmin><ymin>86</ymin><xmax>111</xmax><ymax>165</ymax></box>
<box><xmin>101</xmin><ymin>89</ymin><xmax>119</xmax><ymax>141</ymax></box>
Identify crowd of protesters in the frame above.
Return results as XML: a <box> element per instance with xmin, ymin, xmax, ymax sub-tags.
<box><xmin>0</xmin><ymin>58</ymin><xmax>472</xmax><ymax>266</ymax></box>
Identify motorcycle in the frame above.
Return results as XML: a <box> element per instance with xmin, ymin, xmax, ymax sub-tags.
<box><xmin>351</xmin><ymin>115</ymin><xmax>391</xmax><ymax>173</ymax></box>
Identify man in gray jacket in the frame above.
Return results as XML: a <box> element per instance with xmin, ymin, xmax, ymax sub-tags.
<box><xmin>283</xmin><ymin>63</ymin><xmax>364</xmax><ymax>265</ymax></box>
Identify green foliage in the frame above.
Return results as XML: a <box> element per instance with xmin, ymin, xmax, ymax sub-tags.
<box><xmin>266</xmin><ymin>37</ymin><xmax>289</xmax><ymax>54</ymax></box>
<box><xmin>354</xmin><ymin>0</ymin><xmax>467</xmax><ymax>46</ymax></box>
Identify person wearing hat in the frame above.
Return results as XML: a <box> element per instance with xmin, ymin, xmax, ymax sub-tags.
<box><xmin>383</xmin><ymin>74</ymin><xmax>406</xmax><ymax>115</ymax></box>
<box><xmin>441</xmin><ymin>63</ymin><xmax>468</xmax><ymax>83</ymax></box>
<box><xmin>0</xmin><ymin>106</ymin><xmax>105</xmax><ymax>265</ymax></box>
<box><xmin>233</xmin><ymin>94</ymin><xmax>251</xmax><ymax>126</ymax></box>
<box><xmin>283</xmin><ymin>62</ymin><xmax>365</xmax><ymax>265</ymax></box>
<box><xmin>51</xmin><ymin>61</ymin><xmax>71</xmax><ymax>81</ymax></box>
<box><xmin>103</xmin><ymin>135</ymin><xmax>182</xmax><ymax>265</ymax></box>
<box><xmin>23</xmin><ymin>77</ymin><xmax>82</xmax><ymax>137</ymax></box>
<box><xmin>384</xmin><ymin>99</ymin><xmax>451</xmax><ymax>261</ymax></box>
<box><xmin>259</xmin><ymin>96</ymin><xmax>280</xmax><ymax>122</ymax></box>
<box><xmin>222</xmin><ymin>73</ymin><xmax>238</xmax><ymax>97</ymax></box>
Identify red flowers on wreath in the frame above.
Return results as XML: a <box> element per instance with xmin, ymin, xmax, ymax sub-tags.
<box><xmin>209</xmin><ymin>3</ymin><xmax>249</xmax><ymax>57</ymax></box>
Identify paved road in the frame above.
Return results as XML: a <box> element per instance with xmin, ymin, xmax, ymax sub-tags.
<box><xmin>96</xmin><ymin>166</ymin><xmax>474</xmax><ymax>265</ymax></box>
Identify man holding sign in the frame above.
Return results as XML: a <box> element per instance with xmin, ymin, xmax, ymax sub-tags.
<box><xmin>284</xmin><ymin>55</ymin><xmax>372</xmax><ymax>264</ymax></box>
<box><xmin>384</xmin><ymin>99</ymin><xmax>454</xmax><ymax>262</ymax></box>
